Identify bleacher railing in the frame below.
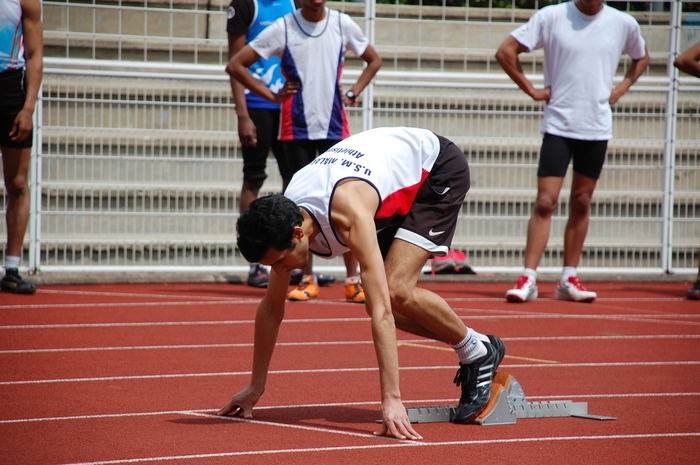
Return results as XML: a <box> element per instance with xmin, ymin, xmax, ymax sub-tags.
<box><xmin>2</xmin><ymin>0</ymin><xmax>698</xmax><ymax>276</ymax></box>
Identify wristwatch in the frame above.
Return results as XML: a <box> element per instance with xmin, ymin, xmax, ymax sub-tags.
<box><xmin>345</xmin><ymin>90</ymin><xmax>356</xmax><ymax>100</ymax></box>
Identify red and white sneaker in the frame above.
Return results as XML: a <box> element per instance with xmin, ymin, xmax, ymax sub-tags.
<box><xmin>555</xmin><ymin>277</ymin><xmax>597</xmax><ymax>303</ymax></box>
<box><xmin>505</xmin><ymin>276</ymin><xmax>538</xmax><ymax>303</ymax></box>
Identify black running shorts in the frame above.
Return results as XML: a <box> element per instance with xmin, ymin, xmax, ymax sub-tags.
<box><xmin>377</xmin><ymin>135</ymin><xmax>470</xmax><ymax>258</ymax></box>
<box><xmin>537</xmin><ymin>133</ymin><xmax>608</xmax><ymax>180</ymax></box>
<box><xmin>242</xmin><ymin>108</ymin><xmax>290</xmax><ymax>182</ymax></box>
<box><xmin>0</xmin><ymin>68</ymin><xmax>33</xmax><ymax>149</ymax></box>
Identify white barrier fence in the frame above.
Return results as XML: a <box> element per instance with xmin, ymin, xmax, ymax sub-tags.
<box><xmin>0</xmin><ymin>0</ymin><xmax>697</xmax><ymax>276</ymax></box>
<box><xmin>11</xmin><ymin>59</ymin><xmax>694</xmax><ymax>276</ymax></box>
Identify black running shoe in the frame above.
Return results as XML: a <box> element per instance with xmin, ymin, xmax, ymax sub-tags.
<box><xmin>687</xmin><ymin>280</ymin><xmax>700</xmax><ymax>300</ymax></box>
<box><xmin>451</xmin><ymin>335</ymin><xmax>506</xmax><ymax>424</ymax></box>
<box><xmin>1</xmin><ymin>268</ymin><xmax>37</xmax><ymax>294</ymax></box>
<box><xmin>487</xmin><ymin>334</ymin><xmax>507</xmax><ymax>371</ymax></box>
<box><xmin>290</xmin><ymin>270</ymin><xmax>336</xmax><ymax>287</ymax></box>
<box><xmin>316</xmin><ymin>274</ymin><xmax>336</xmax><ymax>286</ymax></box>
<box><xmin>246</xmin><ymin>264</ymin><xmax>269</xmax><ymax>288</ymax></box>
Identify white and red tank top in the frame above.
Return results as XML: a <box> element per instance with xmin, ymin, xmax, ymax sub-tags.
<box><xmin>284</xmin><ymin>127</ymin><xmax>440</xmax><ymax>258</ymax></box>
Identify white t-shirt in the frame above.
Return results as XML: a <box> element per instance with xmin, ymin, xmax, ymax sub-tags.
<box><xmin>250</xmin><ymin>8</ymin><xmax>369</xmax><ymax>140</ymax></box>
<box><xmin>284</xmin><ymin>127</ymin><xmax>441</xmax><ymax>258</ymax></box>
<box><xmin>511</xmin><ymin>2</ymin><xmax>646</xmax><ymax>140</ymax></box>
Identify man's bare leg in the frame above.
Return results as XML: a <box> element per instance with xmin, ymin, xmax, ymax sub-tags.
<box><xmin>383</xmin><ymin>239</ymin><xmax>467</xmax><ymax>345</ymax></box>
<box><xmin>2</xmin><ymin>146</ymin><xmax>31</xmax><ymax>259</ymax></box>
<box><xmin>523</xmin><ymin>176</ymin><xmax>566</xmax><ymax>270</ymax></box>
<box><xmin>563</xmin><ymin>172</ymin><xmax>597</xmax><ymax>268</ymax></box>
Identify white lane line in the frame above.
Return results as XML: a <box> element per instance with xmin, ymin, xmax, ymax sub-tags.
<box><xmin>1</xmin><ymin>294</ymin><xmax>691</xmax><ymax>313</ymax></box>
<box><xmin>456</xmin><ymin>312</ymin><xmax>700</xmax><ymax>327</ymax></box>
<box><xmin>447</xmin><ymin>297</ymin><xmax>688</xmax><ymax>302</ymax></box>
<box><xmin>4</xmin><ymin>392</ymin><xmax>699</xmax><ymax>424</ymax></box>
<box><xmin>51</xmin><ymin>432</ymin><xmax>700</xmax><ymax>465</ymax></box>
<box><xmin>0</xmin><ymin>300</ymin><xmax>261</xmax><ymax>310</ymax></box>
<box><xmin>2</xmin><ymin>313</ymin><xmax>699</xmax><ymax>331</ymax></box>
<box><xmin>36</xmin><ymin>289</ymin><xmax>249</xmax><ymax>301</ymax></box>
<box><xmin>0</xmin><ymin>340</ymin><xmax>378</xmax><ymax>354</ymax></box>
<box><xmin>1</xmin><ymin>361</ymin><xmax>699</xmax><ymax>386</ymax></box>
<box><xmin>3</xmin><ymin>334</ymin><xmax>699</xmax><ymax>355</ymax></box>
<box><xmin>187</xmin><ymin>410</ymin><xmax>375</xmax><ymax>438</ymax></box>
<box><xmin>30</xmin><ymin>288</ymin><xmax>692</xmax><ymax>303</ymax></box>
<box><xmin>0</xmin><ymin>317</ymin><xmax>369</xmax><ymax>330</ymax></box>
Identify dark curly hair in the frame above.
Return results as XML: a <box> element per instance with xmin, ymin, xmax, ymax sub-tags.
<box><xmin>236</xmin><ymin>195</ymin><xmax>303</xmax><ymax>263</ymax></box>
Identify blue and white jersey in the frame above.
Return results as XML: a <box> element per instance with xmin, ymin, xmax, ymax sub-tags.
<box><xmin>250</xmin><ymin>8</ymin><xmax>369</xmax><ymax>140</ymax></box>
<box><xmin>227</xmin><ymin>0</ymin><xmax>297</xmax><ymax>109</ymax></box>
<box><xmin>0</xmin><ymin>0</ymin><xmax>25</xmax><ymax>72</ymax></box>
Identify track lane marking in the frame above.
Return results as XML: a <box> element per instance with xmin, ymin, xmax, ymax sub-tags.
<box><xmin>2</xmin><ymin>313</ymin><xmax>699</xmax><ymax>330</ymax></box>
<box><xmin>4</xmin><ymin>392</ymin><xmax>700</xmax><ymax>424</ymax></box>
<box><xmin>1</xmin><ymin>361</ymin><xmax>699</xmax><ymax>386</ymax></box>
<box><xmin>48</xmin><ymin>432</ymin><xmax>700</xmax><ymax>464</ymax></box>
<box><xmin>397</xmin><ymin>342</ymin><xmax>560</xmax><ymax>363</ymax></box>
<box><xmin>2</xmin><ymin>334</ymin><xmax>698</xmax><ymax>355</ymax></box>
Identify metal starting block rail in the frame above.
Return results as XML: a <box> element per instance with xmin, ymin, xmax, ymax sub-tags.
<box><xmin>406</xmin><ymin>373</ymin><xmax>616</xmax><ymax>425</ymax></box>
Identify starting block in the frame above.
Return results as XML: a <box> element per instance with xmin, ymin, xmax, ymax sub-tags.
<box><xmin>406</xmin><ymin>373</ymin><xmax>616</xmax><ymax>425</ymax></box>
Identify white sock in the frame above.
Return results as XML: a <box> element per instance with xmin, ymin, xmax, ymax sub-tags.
<box><xmin>470</xmin><ymin>329</ymin><xmax>490</xmax><ymax>343</ymax></box>
<box><xmin>345</xmin><ymin>276</ymin><xmax>360</xmax><ymax>285</ymax></box>
<box><xmin>451</xmin><ymin>329</ymin><xmax>487</xmax><ymax>364</ymax></box>
<box><xmin>5</xmin><ymin>255</ymin><xmax>20</xmax><ymax>270</ymax></box>
<box><xmin>561</xmin><ymin>266</ymin><xmax>577</xmax><ymax>285</ymax></box>
<box><xmin>523</xmin><ymin>268</ymin><xmax>537</xmax><ymax>284</ymax></box>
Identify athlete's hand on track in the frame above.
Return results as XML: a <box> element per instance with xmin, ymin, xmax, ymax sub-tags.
<box><xmin>216</xmin><ymin>385</ymin><xmax>264</xmax><ymax>419</ymax></box>
<box><xmin>374</xmin><ymin>399</ymin><xmax>423</xmax><ymax>440</ymax></box>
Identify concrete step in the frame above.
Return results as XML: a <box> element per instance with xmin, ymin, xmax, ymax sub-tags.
<box><xmin>38</xmin><ymin>139</ymin><xmax>699</xmax><ymax>194</ymax></box>
<box><xmin>41</xmin><ymin>1</ymin><xmax>678</xmax><ymax>73</ymax></box>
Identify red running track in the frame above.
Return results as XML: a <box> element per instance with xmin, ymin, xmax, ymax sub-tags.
<box><xmin>1</xmin><ymin>280</ymin><xmax>699</xmax><ymax>464</ymax></box>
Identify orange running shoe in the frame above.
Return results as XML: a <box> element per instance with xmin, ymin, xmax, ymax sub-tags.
<box><xmin>287</xmin><ymin>275</ymin><xmax>320</xmax><ymax>301</ymax></box>
<box><xmin>345</xmin><ymin>277</ymin><xmax>365</xmax><ymax>304</ymax></box>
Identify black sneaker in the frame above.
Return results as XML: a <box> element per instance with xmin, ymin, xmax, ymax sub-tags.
<box><xmin>246</xmin><ymin>264</ymin><xmax>269</xmax><ymax>288</ymax></box>
<box><xmin>289</xmin><ymin>269</ymin><xmax>303</xmax><ymax>286</ymax></box>
<box><xmin>317</xmin><ymin>274</ymin><xmax>336</xmax><ymax>286</ymax></box>
<box><xmin>1</xmin><ymin>268</ymin><xmax>37</xmax><ymax>294</ymax></box>
<box><xmin>487</xmin><ymin>335</ymin><xmax>507</xmax><ymax>370</ymax></box>
<box><xmin>451</xmin><ymin>335</ymin><xmax>506</xmax><ymax>424</ymax></box>
<box><xmin>688</xmin><ymin>280</ymin><xmax>700</xmax><ymax>300</ymax></box>
<box><xmin>290</xmin><ymin>270</ymin><xmax>336</xmax><ymax>287</ymax></box>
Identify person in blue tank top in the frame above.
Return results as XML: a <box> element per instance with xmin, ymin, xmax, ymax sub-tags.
<box><xmin>227</xmin><ymin>0</ymin><xmax>298</xmax><ymax>288</ymax></box>
<box><xmin>0</xmin><ymin>0</ymin><xmax>43</xmax><ymax>295</ymax></box>
<box><xmin>227</xmin><ymin>0</ymin><xmax>382</xmax><ymax>302</ymax></box>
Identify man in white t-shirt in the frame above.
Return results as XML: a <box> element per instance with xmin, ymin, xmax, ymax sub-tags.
<box><xmin>673</xmin><ymin>41</ymin><xmax>700</xmax><ymax>300</ymax></box>
<box><xmin>226</xmin><ymin>0</ymin><xmax>382</xmax><ymax>303</ymax></box>
<box><xmin>496</xmin><ymin>0</ymin><xmax>649</xmax><ymax>303</ymax></box>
